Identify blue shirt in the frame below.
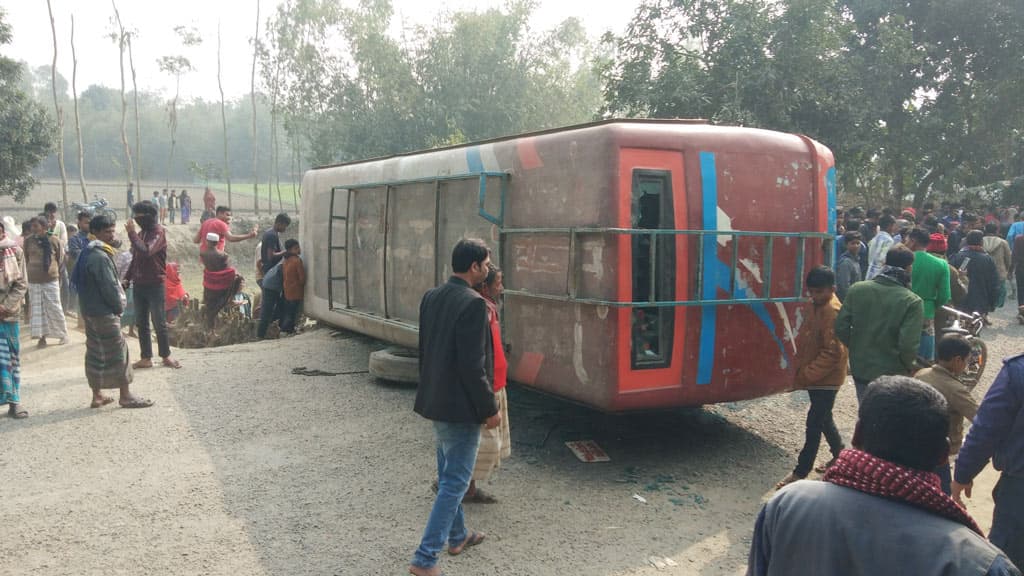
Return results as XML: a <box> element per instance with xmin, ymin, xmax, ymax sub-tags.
<box><xmin>1007</xmin><ymin>221</ymin><xmax>1024</xmax><ymax>249</ymax></box>
<box><xmin>955</xmin><ymin>355</ymin><xmax>1024</xmax><ymax>484</ymax></box>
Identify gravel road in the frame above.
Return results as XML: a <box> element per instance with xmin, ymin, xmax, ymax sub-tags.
<box><xmin>1</xmin><ymin>303</ymin><xmax>1018</xmax><ymax>575</ymax></box>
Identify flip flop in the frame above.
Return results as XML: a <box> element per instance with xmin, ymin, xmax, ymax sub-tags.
<box><xmin>8</xmin><ymin>404</ymin><xmax>28</xmax><ymax>419</ymax></box>
<box><xmin>119</xmin><ymin>398</ymin><xmax>155</xmax><ymax>409</ymax></box>
<box><xmin>448</xmin><ymin>531</ymin><xmax>485</xmax><ymax>556</ymax></box>
<box><xmin>131</xmin><ymin>360</ymin><xmax>153</xmax><ymax>370</ymax></box>
<box><xmin>90</xmin><ymin>397</ymin><xmax>115</xmax><ymax>409</ymax></box>
<box><xmin>161</xmin><ymin>358</ymin><xmax>181</xmax><ymax>369</ymax></box>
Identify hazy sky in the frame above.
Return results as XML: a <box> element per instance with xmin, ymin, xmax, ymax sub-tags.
<box><xmin>2</xmin><ymin>0</ymin><xmax>640</xmax><ymax>102</ymax></box>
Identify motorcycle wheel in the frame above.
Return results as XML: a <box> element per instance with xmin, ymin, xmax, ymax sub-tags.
<box><xmin>962</xmin><ymin>338</ymin><xmax>988</xmax><ymax>386</ymax></box>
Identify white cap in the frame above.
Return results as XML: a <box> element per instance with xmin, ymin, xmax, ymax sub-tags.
<box><xmin>206</xmin><ymin>232</ymin><xmax>220</xmax><ymax>243</ymax></box>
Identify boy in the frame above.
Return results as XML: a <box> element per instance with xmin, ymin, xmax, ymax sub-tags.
<box><xmin>915</xmin><ymin>334</ymin><xmax>978</xmax><ymax>495</ymax></box>
<box><xmin>280</xmin><ymin>239</ymin><xmax>305</xmax><ymax>334</ymax></box>
<box><xmin>776</xmin><ymin>266</ymin><xmax>848</xmax><ymax>489</ymax></box>
<box><xmin>835</xmin><ymin>230</ymin><xmax>862</xmax><ymax>302</ymax></box>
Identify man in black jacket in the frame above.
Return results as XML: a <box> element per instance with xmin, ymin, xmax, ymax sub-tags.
<box><xmin>410</xmin><ymin>238</ymin><xmax>501</xmax><ymax>576</ymax></box>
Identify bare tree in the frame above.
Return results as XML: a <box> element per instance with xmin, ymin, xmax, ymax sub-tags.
<box><xmin>251</xmin><ymin>0</ymin><xmax>261</xmax><ymax>217</ymax></box>
<box><xmin>45</xmin><ymin>0</ymin><xmax>68</xmax><ymax>219</ymax></box>
<box><xmin>218</xmin><ymin>21</ymin><xmax>232</xmax><ymax>210</ymax></box>
<box><xmin>127</xmin><ymin>34</ymin><xmax>141</xmax><ymax>197</ymax></box>
<box><xmin>110</xmin><ymin>1</ymin><xmax>134</xmax><ymax>212</ymax></box>
<box><xmin>70</xmin><ymin>14</ymin><xmax>86</xmax><ymax>202</ymax></box>
<box><xmin>157</xmin><ymin>25</ymin><xmax>201</xmax><ymax>187</ymax></box>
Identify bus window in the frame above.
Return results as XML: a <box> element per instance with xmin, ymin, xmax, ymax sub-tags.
<box><xmin>631</xmin><ymin>170</ymin><xmax>675</xmax><ymax>369</ymax></box>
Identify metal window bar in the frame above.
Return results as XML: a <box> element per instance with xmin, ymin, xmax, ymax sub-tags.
<box><xmin>327</xmin><ymin>186</ymin><xmax>352</xmax><ymax>311</ymax></box>
<box><xmin>501</xmin><ymin>227</ymin><xmax>832</xmax><ymax>308</ymax></box>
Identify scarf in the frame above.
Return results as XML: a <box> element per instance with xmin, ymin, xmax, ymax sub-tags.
<box><xmin>0</xmin><ymin>237</ymin><xmax>21</xmax><ymax>286</ymax></box>
<box><xmin>203</xmin><ymin>266</ymin><xmax>238</xmax><ymax>291</ymax></box>
<box><xmin>70</xmin><ymin>239</ymin><xmax>117</xmax><ymax>293</ymax></box>
<box><xmin>824</xmin><ymin>449</ymin><xmax>983</xmax><ymax>535</ymax></box>
<box><xmin>876</xmin><ymin>265</ymin><xmax>911</xmax><ymax>288</ymax></box>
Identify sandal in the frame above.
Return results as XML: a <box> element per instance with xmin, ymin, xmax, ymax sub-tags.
<box><xmin>448</xmin><ymin>531</ymin><xmax>485</xmax><ymax>556</ymax></box>
<box><xmin>8</xmin><ymin>404</ymin><xmax>28</xmax><ymax>419</ymax></box>
<box><xmin>463</xmin><ymin>489</ymin><xmax>498</xmax><ymax>504</ymax></box>
<box><xmin>90</xmin><ymin>396</ymin><xmax>115</xmax><ymax>409</ymax></box>
<box><xmin>161</xmin><ymin>358</ymin><xmax>181</xmax><ymax>369</ymax></box>
<box><xmin>119</xmin><ymin>398</ymin><xmax>155</xmax><ymax>409</ymax></box>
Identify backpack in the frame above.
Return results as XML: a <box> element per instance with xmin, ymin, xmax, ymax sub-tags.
<box><xmin>261</xmin><ymin>259</ymin><xmax>284</xmax><ymax>291</ymax></box>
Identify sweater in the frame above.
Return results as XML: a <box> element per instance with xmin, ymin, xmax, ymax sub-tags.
<box><xmin>282</xmin><ymin>254</ymin><xmax>305</xmax><ymax>301</ymax></box>
<box><xmin>835</xmin><ymin>273</ymin><xmax>923</xmax><ymax>382</ymax></box>
<box><xmin>24</xmin><ymin>234</ymin><xmax>62</xmax><ymax>283</ymax></box>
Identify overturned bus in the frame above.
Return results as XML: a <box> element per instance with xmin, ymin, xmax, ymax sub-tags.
<box><xmin>299</xmin><ymin>119</ymin><xmax>836</xmax><ymax>412</ymax></box>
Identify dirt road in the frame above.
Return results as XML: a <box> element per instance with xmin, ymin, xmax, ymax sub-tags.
<box><xmin>1</xmin><ymin>305</ymin><xmax>1016</xmax><ymax>575</ymax></box>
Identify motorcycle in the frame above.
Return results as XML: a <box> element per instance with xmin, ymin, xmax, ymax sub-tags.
<box><xmin>921</xmin><ymin>305</ymin><xmax>988</xmax><ymax>386</ymax></box>
<box><xmin>69</xmin><ymin>196</ymin><xmax>118</xmax><ymax>223</ymax></box>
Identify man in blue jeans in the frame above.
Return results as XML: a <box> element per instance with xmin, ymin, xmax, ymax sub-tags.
<box><xmin>954</xmin><ymin>354</ymin><xmax>1024</xmax><ymax>569</ymax></box>
<box><xmin>124</xmin><ymin>201</ymin><xmax>180</xmax><ymax>369</ymax></box>
<box><xmin>409</xmin><ymin>238</ymin><xmax>500</xmax><ymax>576</ymax></box>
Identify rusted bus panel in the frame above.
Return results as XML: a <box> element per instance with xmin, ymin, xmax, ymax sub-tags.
<box><xmin>349</xmin><ymin>186</ymin><xmax>387</xmax><ymax>316</ymax></box>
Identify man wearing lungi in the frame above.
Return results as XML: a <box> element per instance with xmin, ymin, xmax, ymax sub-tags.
<box><xmin>24</xmin><ymin>216</ymin><xmax>68</xmax><ymax>347</ymax></box>
<box><xmin>0</xmin><ymin>219</ymin><xmax>29</xmax><ymax>418</ymax></box>
<box><xmin>71</xmin><ymin>215</ymin><xmax>152</xmax><ymax>410</ymax></box>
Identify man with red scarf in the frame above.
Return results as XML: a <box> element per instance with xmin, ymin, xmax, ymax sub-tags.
<box><xmin>748</xmin><ymin>376</ymin><xmax>1018</xmax><ymax>575</ymax></box>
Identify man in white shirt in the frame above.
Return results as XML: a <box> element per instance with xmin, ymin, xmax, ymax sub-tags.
<box><xmin>865</xmin><ymin>214</ymin><xmax>897</xmax><ymax>279</ymax></box>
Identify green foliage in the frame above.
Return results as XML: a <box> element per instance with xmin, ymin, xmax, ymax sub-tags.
<box><xmin>0</xmin><ymin>9</ymin><xmax>55</xmax><ymax>201</ymax></box>
<box><xmin>600</xmin><ymin>0</ymin><xmax>1024</xmax><ymax>207</ymax></box>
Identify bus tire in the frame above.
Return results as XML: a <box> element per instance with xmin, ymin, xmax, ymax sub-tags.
<box><xmin>369</xmin><ymin>347</ymin><xmax>419</xmax><ymax>384</ymax></box>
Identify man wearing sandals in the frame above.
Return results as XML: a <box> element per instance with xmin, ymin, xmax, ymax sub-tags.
<box><xmin>124</xmin><ymin>201</ymin><xmax>181</xmax><ymax>370</ymax></box>
<box><xmin>71</xmin><ymin>215</ymin><xmax>153</xmax><ymax>411</ymax></box>
<box><xmin>409</xmin><ymin>238</ymin><xmax>500</xmax><ymax>576</ymax></box>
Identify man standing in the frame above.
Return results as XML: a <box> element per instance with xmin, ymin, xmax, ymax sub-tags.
<box><xmin>124</xmin><ymin>201</ymin><xmax>180</xmax><ymax>370</ymax></box>
<box><xmin>195</xmin><ymin>206</ymin><xmax>258</xmax><ymax>255</ymax></box>
<box><xmin>0</xmin><ymin>220</ymin><xmax>29</xmax><ymax>419</ymax></box>
<box><xmin>168</xmin><ymin>190</ymin><xmax>178</xmax><ymax>225</ymax></box>
<box><xmin>67</xmin><ymin>211</ymin><xmax>93</xmax><ymax>322</ymax></box>
<box><xmin>904</xmin><ymin>227</ymin><xmax>951</xmax><ymax>361</ymax></box>
<box><xmin>748</xmin><ymin>376</ymin><xmax>1018</xmax><ymax>576</ymax></box>
<box><xmin>202</xmin><ymin>187</ymin><xmax>217</xmax><ymax>222</ymax></box>
<box><xmin>983</xmin><ymin>222</ymin><xmax>1013</xmax><ymax>308</ymax></box>
<box><xmin>24</xmin><ymin>216</ymin><xmax>68</xmax><ymax>347</ymax></box>
<box><xmin>44</xmin><ymin>202</ymin><xmax>69</xmax><ymax>313</ymax></box>
<box><xmin>865</xmin><ymin>214</ymin><xmax>896</xmax><ymax>279</ymax></box>
<box><xmin>71</xmin><ymin>215</ymin><xmax>152</xmax><ymax>410</ymax></box>
<box><xmin>836</xmin><ymin>245</ymin><xmax>923</xmax><ymax>402</ymax></box>
<box><xmin>409</xmin><ymin>238</ymin><xmax>500</xmax><ymax>576</ymax></box>
<box><xmin>158</xmin><ymin>189</ymin><xmax>168</xmax><ymax>225</ymax></box>
<box><xmin>954</xmin><ymin>354</ymin><xmax>1024</xmax><ymax>569</ymax></box>
<box><xmin>835</xmin><ymin>231</ymin><xmax>862</xmax><ymax>302</ymax></box>
<box><xmin>951</xmin><ymin>230</ymin><xmax>1000</xmax><ymax>320</ymax></box>
<box><xmin>256</xmin><ymin>213</ymin><xmax>291</xmax><ymax>339</ymax></box>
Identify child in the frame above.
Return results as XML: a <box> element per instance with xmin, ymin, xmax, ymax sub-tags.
<box><xmin>776</xmin><ymin>266</ymin><xmax>848</xmax><ymax>489</ymax></box>
<box><xmin>914</xmin><ymin>334</ymin><xmax>978</xmax><ymax>495</ymax></box>
<box><xmin>280</xmin><ymin>239</ymin><xmax>305</xmax><ymax>334</ymax></box>
<box><xmin>835</xmin><ymin>230</ymin><xmax>862</xmax><ymax>302</ymax></box>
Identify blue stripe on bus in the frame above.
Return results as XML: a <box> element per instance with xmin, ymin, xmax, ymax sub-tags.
<box><xmin>698</xmin><ymin>152</ymin><xmax>718</xmax><ymax>385</ymax></box>
<box><xmin>826</xmin><ymin>166</ymin><xmax>837</xmax><ymax>263</ymax></box>
<box><xmin>466</xmin><ymin>147</ymin><xmax>484</xmax><ymax>173</ymax></box>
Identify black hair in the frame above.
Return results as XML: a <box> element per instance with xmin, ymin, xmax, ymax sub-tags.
<box><xmin>77</xmin><ymin>211</ymin><xmax>92</xmax><ymax>222</ymax></box>
<box><xmin>275</xmin><ymin>213</ymin><xmax>292</xmax><ymax>226</ymax></box>
<box><xmin>43</xmin><ymin>202</ymin><xmax>58</xmax><ymax>214</ymax></box>
<box><xmin>451</xmin><ymin>238</ymin><xmax>490</xmax><ymax>273</ymax></box>
<box><xmin>132</xmin><ymin>200</ymin><xmax>158</xmax><ymax>218</ymax></box>
<box><xmin>923</xmin><ymin>215</ymin><xmax>939</xmax><ymax>231</ymax></box>
<box><xmin>806</xmin><ymin>265</ymin><xmax>835</xmax><ymax>288</ymax></box>
<box><xmin>984</xmin><ymin>222</ymin><xmax>999</xmax><ymax>234</ymax></box>
<box><xmin>906</xmin><ymin>227</ymin><xmax>931</xmax><ymax>248</ymax></box>
<box><xmin>858</xmin><ymin>376</ymin><xmax>949</xmax><ymax>470</ymax></box>
<box><xmin>32</xmin><ymin>215</ymin><xmax>49</xmax><ymax>229</ymax></box>
<box><xmin>878</xmin><ymin>214</ymin><xmax>896</xmax><ymax>230</ymax></box>
<box><xmin>962</xmin><ymin>212</ymin><xmax>978</xmax><ymax>223</ymax></box>
<box><xmin>89</xmin><ymin>214</ymin><xmax>115</xmax><ymax>234</ymax></box>
<box><xmin>885</xmin><ymin>244</ymin><xmax>915</xmax><ymax>268</ymax></box>
<box><xmin>0</xmin><ymin>220</ymin><xmax>5</xmax><ymax>233</ymax></box>
<box><xmin>936</xmin><ymin>334</ymin><xmax>972</xmax><ymax>362</ymax></box>
<box><xmin>866</xmin><ymin>208</ymin><xmax>880</xmax><ymax>219</ymax></box>
<box><xmin>216</xmin><ymin>205</ymin><xmax>230</xmax><ymax>214</ymax></box>
<box><xmin>966</xmin><ymin>230</ymin><xmax>984</xmax><ymax>246</ymax></box>
<box><xmin>284</xmin><ymin>238</ymin><xmax>300</xmax><ymax>250</ymax></box>
<box><xmin>843</xmin><ymin>230</ymin><xmax>862</xmax><ymax>243</ymax></box>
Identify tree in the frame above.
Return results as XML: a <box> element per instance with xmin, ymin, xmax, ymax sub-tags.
<box><xmin>217</xmin><ymin>21</ymin><xmax>232</xmax><ymax>210</ymax></box>
<box><xmin>250</xmin><ymin>0</ymin><xmax>260</xmax><ymax>216</ymax></box>
<box><xmin>70</xmin><ymin>14</ymin><xmax>87</xmax><ymax>201</ymax></box>
<box><xmin>45</xmin><ymin>0</ymin><xmax>69</xmax><ymax>218</ymax></box>
<box><xmin>157</xmin><ymin>25</ymin><xmax>201</xmax><ymax>187</ymax></box>
<box><xmin>109</xmin><ymin>1</ymin><xmax>134</xmax><ymax>203</ymax></box>
<box><xmin>0</xmin><ymin>9</ymin><xmax>55</xmax><ymax>201</ymax></box>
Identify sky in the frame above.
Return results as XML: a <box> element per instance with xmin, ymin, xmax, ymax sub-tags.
<box><xmin>2</xmin><ymin>0</ymin><xmax>641</xmax><ymax>102</ymax></box>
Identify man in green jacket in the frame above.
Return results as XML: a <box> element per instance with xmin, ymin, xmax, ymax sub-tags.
<box><xmin>904</xmin><ymin>227</ymin><xmax>951</xmax><ymax>361</ymax></box>
<box><xmin>835</xmin><ymin>245</ymin><xmax>924</xmax><ymax>402</ymax></box>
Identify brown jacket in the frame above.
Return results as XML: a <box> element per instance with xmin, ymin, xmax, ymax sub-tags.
<box><xmin>794</xmin><ymin>293</ymin><xmax>848</xmax><ymax>390</ymax></box>
<box><xmin>914</xmin><ymin>364</ymin><xmax>977</xmax><ymax>457</ymax></box>
<box><xmin>23</xmin><ymin>234</ymin><xmax>62</xmax><ymax>284</ymax></box>
<box><xmin>282</xmin><ymin>255</ymin><xmax>305</xmax><ymax>301</ymax></box>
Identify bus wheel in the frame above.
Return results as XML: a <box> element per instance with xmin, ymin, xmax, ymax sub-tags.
<box><xmin>369</xmin><ymin>347</ymin><xmax>419</xmax><ymax>384</ymax></box>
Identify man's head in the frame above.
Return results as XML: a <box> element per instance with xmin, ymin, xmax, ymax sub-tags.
<box><xmin>984</xmin><ymin>222</ymin><xmax>999</xmax><ymax>236</ymax></box>
<box><xmin>866</xmin><ymin>208</ymin><xmax>880</xmax><ymax>221</ymax></box>
<box><xmin>30</xmin><ymin>216</ymin><xmax>47</xmax><ymax>235</ymax></box>
<box><xmin>284</xmin><ymin>238</ymin><xmax>300</xmax><ymax>255</ymax></box>
<box><xmin>927</xmin><ymin>233</ymin><xmax>948</xmax><ymax>256</ymax></box>
<box><xmin>153</xmin><ymin>190</ymin><xmax>160</xmax><ymax>197</ymax></box>
<box><xmin>451</xmin><ymin>238</ymin><xmax>490</xmax><ymax>285</ymax></box>
<box><xmin>132</xmin><ymin>201</ymin><xmax>159</xmax><ymax>229</ymax></box>
<box><xmin>843</xmin><ymin>231</ymin><xmax>863</xmax><ymax>255</ymax></box>
<box><xmin>805</xmin><ymin>265</ymin><xmax>835</xmax><ymax>306</ymax></box>
<box><xmin>206</xmin><ymin>232</ymin><xmax>221</xmax><ymax>249</ymax></box>
<box><xmin>966</xmin><ymin>230</ymin><xmax>984</xmax><ymax>247</ymax></box>
<box><xmin>878</xmin><ymin>214</ymin><xmax>896</xmax><ymax>233</ymax></box>
<box><xmin>43</xmin><ymin>202</ymin><xmax>58</xmax><ymax>216</ymax></box>
<box><xmin>77</xmin><ymin>211</ymin><xmax>92</xmax><ymax>231</ymax></box>
<box><xmin>274</xmin><ymin>213</ymin><xmax>292</xmax><ymax>232</ymax></box>
<box><xmin>216</xmin><ymin>206</ymin><xmax>231</xmax><ymax>223</ymax></box>
<box><xmin>89</xmin><ymin>214</ymin><xmax>116</xmax><ymax>245</ymax></box>
<box><xmin>903</xmin><ymin>227</ymin><xmax>932</xmax><ymax>252</ymax></box>
<box><xmin>936</xmin><ymin>334</ymin><xmax>972</xmax><ymax>376</ymax></box>
<box><xmin>853</xmin><ymin>376</ymin><xmax>950</xmax><ymax>471</ymax></box>
<box><xmin>885</xmin><ymin>244</ymin><xmax>915</xmax><ymax>270</ymax></box>
<box><xmin>962</xmin><ymin>213</ymin><xmax>980</xmax><ymax>230</ymax></box>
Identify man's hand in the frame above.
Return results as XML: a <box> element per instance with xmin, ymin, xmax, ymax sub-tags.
<box><xmin>124</xmin><ymin>219</ymin><xmax>135</xmax><ymax>234</ymax></box>
<box><xmin>250</xmin><ymin>228</ymin><xmax>259</xmax><ymax>239</ymax></box>
<box><xmin>952</xmin><ymin>480</ymin><xmax>973</xmax><ymax>506</ymax></box>
<box><xmin>484</xmin><ymin>413</ymin><xmax>501</xmax><ymax>429</ymax></box>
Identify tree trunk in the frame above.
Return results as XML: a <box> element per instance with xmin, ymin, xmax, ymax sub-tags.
<box><xmin>70</xmin><ymin>14</ymin><xmax>87</xmax><ymax>203</ymax></box>
<box><xmin>167</xmin><ymin>75</ymin><xmax>179</xmax><ymax>188</ymax></box>
<box><xmin>218</xmin><ymin>22</ymin><xmax>232</xmax><ymax>211</ymax></box>
<box><xmin>251</xmin><ymin>0</ymin><xmax>260</xmax><ymax>217</ymax></box>
<box><xmin>128</xmin><ymin>35</ymin><xmax>141</xmax><ymax>201</ymax></box>
<box><xmin>111</xmin><ymin>1</ymin><xmax>134</xmax><ymax>207</ymax></box>
<box><xmin>46</xmin><ymin>0</ymin><xmax>69</xmax><ymax>221</ymax></box>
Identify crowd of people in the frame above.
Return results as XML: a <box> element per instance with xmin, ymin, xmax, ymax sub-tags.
<box><xmin>0</xmin><ymin>188</ymin><xmax>307</xmax><ymax>419</ymax></box>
